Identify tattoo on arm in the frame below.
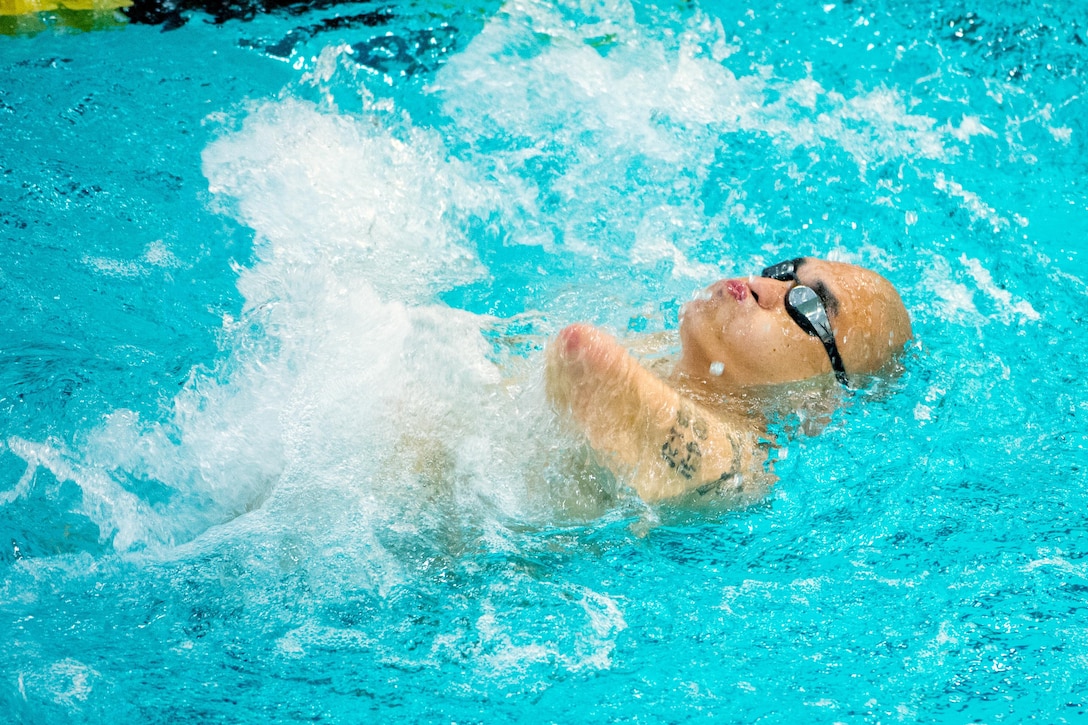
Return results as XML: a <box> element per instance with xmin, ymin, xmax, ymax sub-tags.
<box><xmin>661</xmin><ymin>404</ymin><xmax>706</xmax><ymax>480</ymax></box>
<box><xmin>661</xmin><ymin>404</ymin><xmax>746</xmax><ymax>495</ymax></box>
<box><xmin>696</xmin><ymin>471</ymin><xmax>742</xmax><ymax>497</ymax></box>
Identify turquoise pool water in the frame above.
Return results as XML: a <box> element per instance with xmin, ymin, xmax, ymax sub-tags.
<box><xmin>2</xmin><ymin>0</ymin><xmax>1087</xmax><ymax>720</ymax></box>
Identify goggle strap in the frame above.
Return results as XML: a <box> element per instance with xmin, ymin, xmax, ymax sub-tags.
<box><xmin>785</xmin><ymin>287</ymin><xmax>850</xmax><ymax>387</ymax></box>
<box><xmin>822</xmin><ymin>339</ymin><xmax>849</xmax><ymax>386</ymax></box>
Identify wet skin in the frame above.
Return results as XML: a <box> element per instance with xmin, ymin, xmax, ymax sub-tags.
<box><xmin>674</xmin><ymin>257</ymin><xmax>912</xmax><ymax>393</ymax></box>
<box><xmin>545</xmin><ymin>258</ymin><xmax>912</xmax><ymax>502</ymax></box>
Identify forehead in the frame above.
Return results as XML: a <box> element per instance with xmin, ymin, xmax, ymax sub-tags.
<box><xmin>783</xmin><ymin>257</ymin><xmax>913</xmax><ymax>372</ymax></box>
<box><xmin>793</xmin><ymin>258</ymin><xmax>877</xmax><ymax>319</ymax></box>
<box><xmin>795</xmin><ymin>258</ymin><xmax>865</xmax><ymax>293</ymax></box>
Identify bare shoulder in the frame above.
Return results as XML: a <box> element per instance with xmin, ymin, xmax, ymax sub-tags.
<box><xmin>545</xmin><ymin>324</ymin><xmax>773</xmax><ymax>503</ymax></box>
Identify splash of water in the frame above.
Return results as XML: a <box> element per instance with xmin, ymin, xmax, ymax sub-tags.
<box><xmin>3</xmin><ymin>0</ymin><xmax>1050</xmax><ymax>573</ymax></box>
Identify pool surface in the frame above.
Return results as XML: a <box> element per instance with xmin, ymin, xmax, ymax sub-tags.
<box><xmin>2</xmin><ymin>0</ymin><xmax>1088</xmax><ymax>721</ymax></box>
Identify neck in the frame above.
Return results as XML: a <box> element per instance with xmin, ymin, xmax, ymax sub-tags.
<box><xmin>668</xmin><ymin>367</ymin><xmax>767</xmax><ymax>428</ymax></box>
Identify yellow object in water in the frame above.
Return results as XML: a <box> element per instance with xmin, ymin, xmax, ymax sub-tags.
<box><xmin>0</xmin><ymin>0</ymin><xmax>131</xmax><ymax>15</ymax></box>
<box><xmin>0</xmin><ymin>0</ymin><xmax>131</xmax><ymax>35</ymax></box>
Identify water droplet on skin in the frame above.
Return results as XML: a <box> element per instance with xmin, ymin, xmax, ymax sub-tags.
<box><xmin>709</xmin><ymin>361</ymin><xmax>725</xmax><ymax>376</ymax></box>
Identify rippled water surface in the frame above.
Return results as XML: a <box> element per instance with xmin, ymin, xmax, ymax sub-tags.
<box><xmin>2</xmin><ymin>0</ymin><xmax>1087</xmax><ymax>721</ymax></box>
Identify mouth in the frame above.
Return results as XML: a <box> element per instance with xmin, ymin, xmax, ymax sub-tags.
<box><xmin>722</xmin><ymin>279</ymin><xmax>748</xmax><ymax>302</ymax></box>
<box><xmin>685</xmin><ymin>278</ymin><xmax>748</xmax><ymax>320</ymax></box>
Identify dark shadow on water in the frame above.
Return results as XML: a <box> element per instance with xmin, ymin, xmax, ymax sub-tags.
<box><xmin>124</xmin><ymin>0</ymin><xmax>375</xmax><ymax>29</ymax></box>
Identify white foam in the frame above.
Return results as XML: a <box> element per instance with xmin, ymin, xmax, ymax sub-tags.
<box><xmin>7</xmin><ymin>97</ymin><xmax>528</xmax><ymax>558</ymax></box>
<box><xmin>918</xmin><ymin>253</ymin><xmax>983</xmax><ymax>325</ymax></box>
<box><xmin>433</xmin><ymin>0</ymin><xmax>951</xmax><ymax>263</ymax></box>
<box><xmin>959</xmin><ymin>254</ymin><xmax>1040</xmax><ymax>322</ymax></box>
<box><xmin>933</xmin><ymin>172</ymin><xmax>1009</xmax><ymax>232</ymax></box>
<box><xmin>17</xmin><ymin>658</ymin><xmax>99</xmax><ymax>710</ymax></box>
<box><xmin>913</xmin><ymin>251</ymin><xmax>1040</xmax><ymax>329</ymax></box>
<box><xmin>452</xmin><ymin>582</ymin><xmax>627</xmax><ymax>682</ymax></box>
<box><xmin>1049</xmin><ymin>126</ymin><xmax>1072</xmax><ymax>143</ymax></box>
<box><xmin>202</xmin><ymin>98</ymin><xmax>489</xmax><ymax>302</ymax></box>
<box><xmin>82</xmin><ymin>240</ymin><xmax>185</xmax><ymax>278</ymax></box>
<box><xmin>949</xmin><ymin>114</ymin><xmax>998</xmax><ymax>142</ymax></box>
<box><xmin>0</xmin><ymin>441</ymin><xmax>34</xmax><ymax>505</ymax></box>
<box><xmin>6</xmin><ymin>436</ymin><xmax>162</xmax><ymax>552</ymax></box>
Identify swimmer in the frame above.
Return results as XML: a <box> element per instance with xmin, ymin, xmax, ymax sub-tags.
<box><xmin>545</xmin><ymin>257</ymin><xmax>912</xmax><ymax>503</ymax></box>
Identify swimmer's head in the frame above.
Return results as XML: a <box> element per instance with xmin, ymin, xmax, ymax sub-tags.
<box><xmin>676</xmin><ymin>257</ymin><xmax>912</xmax><ymax>391</ymax></box>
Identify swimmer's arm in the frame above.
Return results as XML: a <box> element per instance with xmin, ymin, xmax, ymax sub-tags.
<box><xmin>545</xmin><ymin>324</ymin><xmax>766</xmax><ymax>502</ymax></box>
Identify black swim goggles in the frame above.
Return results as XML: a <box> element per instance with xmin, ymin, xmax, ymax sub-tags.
<box><xmin>761</xmin><ymin>258</ymin><xmax>849</xmax><ymax>386</ymax></box>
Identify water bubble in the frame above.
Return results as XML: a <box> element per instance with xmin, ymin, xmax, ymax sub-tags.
<box><xmin>709</xmin><ymin>361</ymin><xmax>725</xmax><ymax>376</ymax></box>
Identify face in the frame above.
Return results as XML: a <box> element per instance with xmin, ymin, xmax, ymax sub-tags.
<box><xmin>676</xmin><ymin>257</ymin><xmax>912</xmax><ymax>390</ymax></box>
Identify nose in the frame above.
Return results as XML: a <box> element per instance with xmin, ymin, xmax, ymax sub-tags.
<box><xmin>746</xmin><ymin>275</ymin><xmax>792</xmax><ymax>311</ymax></box>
